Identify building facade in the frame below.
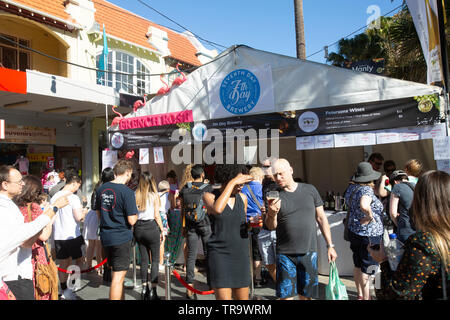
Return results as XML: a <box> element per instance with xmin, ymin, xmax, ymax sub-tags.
<box><xmin>0</xmin><ymin>0</ymin><xmax>217</xmax><ymax>195</ymax></box>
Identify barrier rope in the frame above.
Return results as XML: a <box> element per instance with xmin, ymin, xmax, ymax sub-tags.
<box><xmin>57</xmin><ymin>258</ymin><xmax>108</xmax><ymax>274</ymax></box>
<box><xmin>171</xmin><ymin>269</ymin><xmax>214</xmax><ymax>295</ymax></box>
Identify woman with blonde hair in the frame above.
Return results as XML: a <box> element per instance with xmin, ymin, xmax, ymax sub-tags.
<box><xmin>134</xmin><ymin>172</ymin><xmax>164</xmax><ymax>300</ymax></box>
<box><xmin>369</xmin><ymin>170</ymin><xmax>450</xmax><ymax>299</ymax></box>
<box><xmin>179</xmin><ymin>164</ymin><xmax>194</xmax><ymax>191</ymax></box>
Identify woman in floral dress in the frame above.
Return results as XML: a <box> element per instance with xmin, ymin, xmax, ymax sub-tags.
<box><xmin>14</xmin><ymin>175</ymin><xmax>56</xmax><ymax>300</ymax></box>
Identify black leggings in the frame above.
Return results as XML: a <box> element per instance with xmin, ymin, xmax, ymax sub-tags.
<box><xmin>133</xmin><ymin>220</ymin><xmax>161</xmax><ymax>284</ymax></box>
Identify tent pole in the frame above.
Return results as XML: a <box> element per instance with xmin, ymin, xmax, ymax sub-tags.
<box><xmin>443</xmin><ymin>98</ymin><xmax>450</xmax><ymax>137</ymax></box>
<box><xmin>105</xmin><ymin>104</ymin><xmax>108</xmax><ymax>131</ymax></box>
<box><xmin>301</xmin><ymin>150</ymin><xmax>307</xmax><ymax>182</ymax></box>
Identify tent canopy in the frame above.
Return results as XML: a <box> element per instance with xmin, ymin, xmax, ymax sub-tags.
<box><xmin>111</xmin><ymin>45</ymin><xmax>442</xmax><ymax>130</ymax></box>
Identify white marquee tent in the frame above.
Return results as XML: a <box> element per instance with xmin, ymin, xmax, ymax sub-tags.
<box><xmin>111</xmin><ymin>45</ymin><xmax>444</xmax><ymax>126</ymax></box>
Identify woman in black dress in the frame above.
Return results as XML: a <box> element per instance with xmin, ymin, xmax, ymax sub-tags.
<box><xmin>203</xmin><ymin>164</ymin><xmax>254</xmax><ymax>300</ymax></box>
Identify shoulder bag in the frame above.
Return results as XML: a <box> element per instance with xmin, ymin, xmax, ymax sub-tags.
<box><xmin>27</xmin><ymin>204</ymin><xmax>59</xmax><ymax>300</ymax></box>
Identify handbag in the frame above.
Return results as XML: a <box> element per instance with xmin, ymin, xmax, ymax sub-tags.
<box><xmin>27</xmin><ymin>205</ymin><xmax>59</xmax><ymax>300</ymax></box>
<box><xmin>325</xmin><ymin>261</ymin><xmax>348</xmax><ymax>300</ymax></box>
<box><xmin>0</xmin><ymin>280</ymin><xmax>16</xmax><ymax>300</ymax></box>
<box><xmin>343</xmin><ymin>186</ymin><xmax>360</xmax><ymax>241</ymax></box>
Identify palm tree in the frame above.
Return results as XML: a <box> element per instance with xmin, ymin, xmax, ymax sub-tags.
<box><xmin>327</xmin><ymin>3</ymin><xmax>449</xmax><ymax>84</ymax></box>
<box><xmin>385</xmin><ymin>6</ymin><xmax>427</xmax><ymax>83</ymax></box>
<box><xmin>326</xmin><ymin>32</ymin><xmax>387</xmax><ymax>68</ymax></box>
<box><xmin>294</xmin><ymin>0</ymin><xmax>306</xmax><ymax>59</ymax></box>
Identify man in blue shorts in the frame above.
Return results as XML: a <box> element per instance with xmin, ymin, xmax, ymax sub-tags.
<box><xmin>266</xmin><ymin>159</ymin><xmax>338</xmax><ymax>300</ymax></box>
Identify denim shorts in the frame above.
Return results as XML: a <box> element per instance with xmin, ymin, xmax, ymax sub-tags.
<box><xmin>348</xmin><ymin>231</ymin><xmax>381</xmax><ymax>274</ymax></box>
<box><xmin>258</xmin><ymin>229</ymin><xmax>277</xmax><ymax>265</ymax></box>
<box><xmin>276</xmin><ymin>252</ymin><xmax>318</xmax><ymax>299</ymax></box>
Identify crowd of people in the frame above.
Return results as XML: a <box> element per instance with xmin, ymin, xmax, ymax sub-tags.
<box><xmin>0</xmin><ymin>152</ymin><xmax>448</xmax><ymax>301</ymax></box>
<box><xmin>344</xmin><ymin>154</ymin><xmax>449</xmax><ymax>300</ymax></box>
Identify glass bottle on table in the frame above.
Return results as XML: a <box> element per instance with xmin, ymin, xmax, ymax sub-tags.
<box><xmin>329</xmin><ymin>191</ymin><xmax>336</xmax><ymax>211</ymax></box>
<box><xmin>324</xmin><ymin>192</ymin><xmax>330</xmax><ymax>210</ymax></box>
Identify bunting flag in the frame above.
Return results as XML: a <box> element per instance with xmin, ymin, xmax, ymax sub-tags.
<box><xmin>97</xmin><ymin>24</ymin><xmax>109</xmax><ymax>85</ymax></box>
<box><xmin>406</xmin><ymin>0</ymin><xmax>445</xmax><ymax>85</ymax></box>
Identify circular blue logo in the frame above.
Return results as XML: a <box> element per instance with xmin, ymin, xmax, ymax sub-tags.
<box><xmin>220</xmin><ymin>69</ymin><xmax>260</xmax><ymax>115</ymax></box>
<box><xmin>192</xmin><ymin>123</ymin><xmax>208</xmax><ymax>142</ymax></box>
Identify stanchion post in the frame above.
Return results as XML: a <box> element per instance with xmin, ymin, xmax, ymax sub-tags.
<box><xmin>125</xmin><ymin>241</ymin><xmax>139</xmax><ymax>289</ymax></box>
<box><xmin>248</xmin><ymin>230</ymin><xmax>254</xmax><ymax>300</ymax></box>
<box><xmin>164</xmin><ymin>252</ymin><xmax>172</xmax><ymax>300</ymax></box>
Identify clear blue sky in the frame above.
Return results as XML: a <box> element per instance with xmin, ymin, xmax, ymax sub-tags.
<box><xmin>108</xmin><ymin>0</ymin><xmax>404</xmax><ymax>64</ymax></box>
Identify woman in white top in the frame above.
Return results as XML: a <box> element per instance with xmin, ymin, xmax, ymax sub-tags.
<box><xmin>133</xmin><ymin>172</ymin><xmax>164</xmax><ymax>300</ymax></box>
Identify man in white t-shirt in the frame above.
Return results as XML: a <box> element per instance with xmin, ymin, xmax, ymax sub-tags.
<box><xmin>0</xmin><ymin>165</ymin><xmax>69</xmax><ymax>300</ymax></box>
<box><xmin>50</xmin><ymin>175</ymin><xmax>87</xmax><ymax>300</ymax></box>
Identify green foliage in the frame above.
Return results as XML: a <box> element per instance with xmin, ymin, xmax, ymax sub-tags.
<box><xmin>176</xmin><ymin>122</ymin><xmax>191</xmax><ymax>131</ymax></box>
<box><xmin>326</xmin><ymin>3</ymin><xmax>450</xmax><ymax>84</ymax></box>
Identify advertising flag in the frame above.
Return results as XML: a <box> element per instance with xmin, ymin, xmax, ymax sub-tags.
<box><xmin>406</xmin><ymin>0</ymin><xmax>445</xmax><ymax>85</ymax></box>
<box><xmin>97</xmin><ymin>24</ymin><xmax>108</xmax><ymax>85</ymax></box>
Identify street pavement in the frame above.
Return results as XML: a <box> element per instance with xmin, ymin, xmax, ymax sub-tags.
<box><xmin>70</xmin><ymin>260</ymin><xmax>366</xmax><ymax>300</ymax></box>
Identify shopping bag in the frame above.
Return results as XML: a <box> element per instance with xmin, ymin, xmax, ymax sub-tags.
<box><xmin>325</xmin><ymin>261</ymin><xmax>349</xmax><ymax>300</ymax></box>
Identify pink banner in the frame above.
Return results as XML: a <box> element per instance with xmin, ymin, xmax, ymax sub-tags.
<box><xmin>119</xmin><ymin>110</ymin><xmax>193</xmax><ymax>130</ymax></box>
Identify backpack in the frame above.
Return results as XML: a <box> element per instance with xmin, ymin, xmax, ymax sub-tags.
<box><xmin>182</xmin><ymin>182</ymin><xmax>208</xmax><ymax>225</ymax></box>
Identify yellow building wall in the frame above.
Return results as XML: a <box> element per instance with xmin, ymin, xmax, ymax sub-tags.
<box><xmin>0</xmin><ymin>14</ymin><xmax>68</xmax><ymax>77</ymax></box>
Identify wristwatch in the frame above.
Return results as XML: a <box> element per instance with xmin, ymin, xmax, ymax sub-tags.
<box><xmin>326</xmin><ymin>243</ymin><xmax>335</xmax><ymax>249</ymax></box>
<box><xmin>53</xmin><ymin>206</ymin><xmax>58</xmax><ymax>213</ymax></box>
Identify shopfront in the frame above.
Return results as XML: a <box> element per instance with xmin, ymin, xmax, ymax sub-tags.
<box><xmin>0</xmin><ymin>124</ymin><xmax>56</xmax><ymax>176</ymax></box>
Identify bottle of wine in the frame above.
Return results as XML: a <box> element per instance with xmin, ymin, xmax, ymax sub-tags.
<box><xmin>330</xmin><ymin>191</ymin><xmax>336</xmax><ymax>211</ymax></box>
<box><xmin>324</xmin><ymin>192</ymin><xmax>330</xmax><ymax>210</ymax></box>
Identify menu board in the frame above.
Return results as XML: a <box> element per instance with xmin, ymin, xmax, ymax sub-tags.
<box><xmin>296</xmin><ymin>97</ymin><xmax>441</xmax><ymax>137</ymax></box>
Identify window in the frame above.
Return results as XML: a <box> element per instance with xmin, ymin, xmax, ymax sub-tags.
<box><xmin>0</xmin><ymin>34</ymin><xmax>30</xmax><ymax>71</ymax></box>
<box><xmin>96</xmin><ymin>51</ymin><xmax>150</xmax><ymax>95</ymax></box>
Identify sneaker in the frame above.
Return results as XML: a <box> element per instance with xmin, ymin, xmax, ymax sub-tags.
<box><xmin>61</xmin><ymin>288</ymin><xmax>78</xmax><ymax>300</ymax></box>
<box><xmin>186</xmin><ymin>292</ymin><xmax>197</xmax><ymax>300</ymax></box>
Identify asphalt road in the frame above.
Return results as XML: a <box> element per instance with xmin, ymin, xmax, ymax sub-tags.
<box><xmin>70</xmin><ymin>261</ymin><xmax>364</xmax><ymax>301</ymax></box>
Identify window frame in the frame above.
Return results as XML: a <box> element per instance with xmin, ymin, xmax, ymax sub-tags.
<box><xmin>96</xmin><ymin>49</ymin><xmax>151</xmax><ymax>96</ymax></box>
<box><xmin>0</xmin><ymin>33</ymin><xmax>31</xmax><ymax>71</ymax></box>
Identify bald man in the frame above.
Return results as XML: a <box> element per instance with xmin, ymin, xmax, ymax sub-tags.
<box><xmin>266</xmin><ymin>159</ymin><xmax>337</xmax><ymax>300</ymax></box>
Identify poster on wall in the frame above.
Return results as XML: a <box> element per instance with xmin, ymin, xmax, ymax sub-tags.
<box><xmin>433</xmin><ymin>136</ymin><xmax>450</xmax><ymax>160</ymax></box>
<box><xmin>296</xmin><ymin>136</ymin><xmax>315</xmax><ymax>150</ymax></box>
<box><xmin>314</xmin><ymin>135</ymin><xmax>334</xmax><ymax>149</ymax></box>
<box><xmin>436</xmin><ymin>160</ymin><xmax>450</xmax><ymax>174</ymax></box>
<box><xmin>102</xmin><ymin>150</ymin><xmax>118</xmax><ymax>171</ymax></box>
<box><xmin>153</xmin><ymin>147</ymin><xmax>164</xmax><ymax>164</ymax></box>
<box><xmin>139</xmin><ymin>148</ymin><xmax>149</xmax><ymax>165</ymax></box>
<box><xmin>208</xmin><ymin>64</ymin><xmax>275</xmax><ymax>119</ymax></box>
